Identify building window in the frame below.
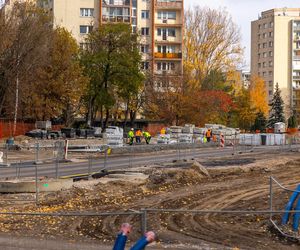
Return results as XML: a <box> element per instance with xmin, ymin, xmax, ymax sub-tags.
<box><xmin>157</xmin><ymin>62</ymin><xmax>175</xmax><ymax>71</ymax></box>
<box><xmin>141</xmin><ymin>44</ymin><xmax>149</xmax><ymax>53</ymax></box>
<box><xmin>263</xmin><ymin>33</ymin><xmax>267</xmax><ymax>38</ymax></box>
<box><xmin>263</xmin><ymin>72</ymin><xmax>266</xmax><ymax>76</ymax></box>
<box><xmin>269</xmin><ymin>80</ymin><xmax>273</xmax><ymax>86</ymax></box>
<box><xmin>263</xmin><ymin>62</ymin><xmax>266</xmax><ymax>68</ymax></box>
<box><xmin>269</xmin><ymin>90</ymin><xmax>273</xmax><ymax>96</ymax></box>
<box><xmin>258</xmin><ymin>44</ymin><xmax>262</xmax><ymax>49</ymax></box>
<box><xmin>258</xmin><ymin>24</ymin><xmax>261</xmax><ymax>30</ymax></box>
<box><xmin>263</xmin><ymin>52</ymin><xmax>267</xmax><ymax>58</ymax></box>
<box><xmin>80</xmin><ymin>8</ymin><xmax>94</xmax><ymax>17</ymax></box>
<box><xmin>269</xmin><ymin>61</ymin><xmax>273</xmax><ymax>67</ymax></box>
<box><xmin>264</xmin><ymin>23</ymin><xmax>268</xmax><ymax>29</ymax></box>
<box><xmin>269</xmin><ymin>71</ymin><xmax>273</xmax><ymax>76</ymax></box>
<box><xmin>258</xmin><ymin>34</ymin><xmax>261</xmax><ymax>39</ymax></box>
<box><xmin>270</xmin><ymin>22</ymin><xmax>274</xmax><ymax>28</ymax></box>
<box><xmin>157</xmin><ymin>28</ymin><xmax>176</xmax><ymax>37</ymax></box>
<box><xmin>258</xmin><ymin>63</ymin><xmax>261</xmax><ymax>68</ymax></box>
<box><xmin>158</xmin><ymin>11</ymin><xmax>176</xmax><ymax>20</ymax></box>
<box><xmin>258</xmin><ymin>53</ymin><xmax>261</xmax><ymax>59</ymax></box>
<box><xmin>80</xmin><ymin>25</ymin><xmax>93</xmax><ymax>34</ymax></box>
<box><xmin>269</xmin><ymin>51</ymin><xmax>273</xmax><ymax>57</ymax></box>
<box><xmin>141</xmin><ymin>61</ymin><xmax>149</xmax><ymax>70</ymax></box>
<box><xmin>141</xmin><ymin>27</ymin><xmax>150</xmax><ymax>36</ymax></box>
<box><xmin>263</xmin><ymin>43</ymin><xmax>267</xmax><ymax>48</ymax></box>
<box><xmin>269</xmin><ymin>31</ymin><xmax>273</xmax><ymax>37</ymax></box>
<box><xmin>269</xmin><ymin>41</ymin><xmax>273</xmax><ymax>47</ymax></box>
<box><xmin>141</xmin><ymin>10</ymin><xmax>149</xmax><ymax>19</ymax></box>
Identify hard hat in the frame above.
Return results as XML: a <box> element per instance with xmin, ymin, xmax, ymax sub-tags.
<box><xmin>131</xmin><ymin>128</ymin><xmax>134</xmax><ymax>131</ymax></box>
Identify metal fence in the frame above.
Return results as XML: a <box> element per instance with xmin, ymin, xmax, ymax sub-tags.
<box><xmin>0</xmin><ymin>176</ymin><xmax>298</xmax><ymax>241</ymax></box>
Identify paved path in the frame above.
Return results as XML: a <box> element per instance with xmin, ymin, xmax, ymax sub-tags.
<box><xmin>0</xmin><ymin>145</ymin><xmax>298</xmax><ymax>179</ymax></box>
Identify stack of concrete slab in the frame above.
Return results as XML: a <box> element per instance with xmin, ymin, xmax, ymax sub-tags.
<box><xmin>157</xmin><ymin>134</ymin><xmax>171</xmax><ymax>144</ymax></box>
<box><xmin>239</xmin><ymin>133</ymin><xmax>286</xmax><ymax>146</ymax></box>
<box><xmin>205</xmin><ymin>124</ymin><xmax>240</xmax><ymax>140</ymax></box>
<box><xmin>179</xmin><ymin>133</ymin><xmax>193</xmax><ymax>143</ymax></box>
<box><xmin>104</xmin><ymin>126</ymin><xmax>123</xmax><ymax>147</ymax></box>
<box><xmin>170</xmin><ymin>126</ymin><xmax>183</xmax><ymax>139</ymax></box>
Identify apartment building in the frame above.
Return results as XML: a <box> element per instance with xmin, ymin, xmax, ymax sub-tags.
<box><xmin>251</xmin><ymin>8</ymin><xmax>300</xmax><ymax>122</ymax></box>
<box><xmin>38</xmin><ymin>0</ymin><xmax>183</xmax><ymax>78</ymax></box>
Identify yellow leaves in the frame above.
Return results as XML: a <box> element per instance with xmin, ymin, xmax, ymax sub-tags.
<box><xmin>249</xmin><ymin>75</ymin><xmax>269</xmax><ymax>115</ymax></box>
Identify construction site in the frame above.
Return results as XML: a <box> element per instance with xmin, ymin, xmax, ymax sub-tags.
<box><xmin>0</xmin><ymin>122</ymin><xmax>299</xmax><ymax>249</ymax></box>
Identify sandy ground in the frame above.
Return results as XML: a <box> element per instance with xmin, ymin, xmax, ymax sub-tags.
<box><xmin>0</xmin><ymin>151</ymin><xmax>299</xmax><ymax>249</ymax></box>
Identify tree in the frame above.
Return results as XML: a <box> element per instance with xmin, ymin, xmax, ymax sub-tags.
<box><xmin>249</xmin><ymin>75</ymin><xmax>269</xmax><ymax>115</ymax></box>
<box><xmin>81</xmin><ymin>23</ymin><xmax>144</xmax><ymax>129</ymax></box>
<box><xmin>0</xmin><ymin>2</ymin><xmax>52</xmax><ymax>133</ymax></box>
<box><xmin>288</xmin><ymin>111</ymin><xmax>298</xmax><ymax>128</ymax></box>
<box><xmin>184</xmin><ymin>6</ymin><xmax>243</xmax><ymax>87</ymax></box>
<box><xmin>27</xmin><ymin>28</ymin><xmax>88</xmax><ymax>125</ymax></box>
<box><xmin>229</xmin><ymin>88</ymin><xmax>256</xmax><ymax>130</ymax></box>
<box><xmin>267</xmin><ymin>83</ymin><xmax>285</xmax><ymax>128</ymax></box>
<box><xmin>252</xmin><ymin>112</ymin><xmax>267</xmax><ymax>132</ymax></box>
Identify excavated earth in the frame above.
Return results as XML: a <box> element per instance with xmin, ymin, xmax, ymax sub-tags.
<box><xmin>0</xmin><ymin>151</ymin><xmax>299</xmax><ymax>249</ymax></box>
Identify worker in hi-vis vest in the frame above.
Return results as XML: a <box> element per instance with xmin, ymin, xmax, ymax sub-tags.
<box><xmin>143</xmin><ymin>131</ymin><xmax>151</xmax><ymax>144</ymax></box>
<box><xmin>128</xmin><ymin>128</ymin><xmax>134</xmax><ymax>145</ymax></box>
<box><xmin>206</xmin><ymin>129</ymin><xmax>212</xmax><ymax>142</ymax></box>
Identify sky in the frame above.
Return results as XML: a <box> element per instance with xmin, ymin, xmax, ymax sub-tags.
<box><xmin>185</xmin><ymin>0</ymin><xmax>300</xmax><ymax>71</ymax></box>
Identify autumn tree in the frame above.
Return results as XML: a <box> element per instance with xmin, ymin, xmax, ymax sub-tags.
<box><xmin>81</xmin><ymin>23</ymin><xmax>144</xmax><ymax>129</ymax></box>
<box><xmin>249</xmin><ymin>75</ymin><xmax>269</xmax><ymax>115</ymax></box>
<box><xmin>229</xmin><ymin>88</ymin><xmax>256</xmax><ymax>130</ymax></box>
<box><xmin>267</xmin><ymin>83</ymin><xmax>285</xmax><ymax>128</ymax></box>
<box><xmin>27</xmin><ymin>28</ymin><xmax>88</xmax><ymax>126</ymax></box>
<box><xmin>184</xmin><ymin>6</ymin><xmax>243</xmax><ymax>87</ymax></box>
<box><xmin>0</xmin><ymin>2</ymin><xmax>52</xmax><ymax>133</ymax></box>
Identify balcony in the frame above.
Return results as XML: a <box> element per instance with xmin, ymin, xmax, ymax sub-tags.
<box><xmin>102</xmin><ymin>15</ymin><xmax>130</xmax><ymax>23</ymax></box>
<box><xmin>294</xmin><ymin>55</ymin><xmax>300</xmax><ymax>60</ymax></box>
<box><xmin>154</xmin><ymin>52</ymin><xmax>182</xmax><ymax>59</ymax></box>
<box><xmin>102</xmin><ymin>0</ymin><xmax>130</xmax><ymax>7</ymax></box>
<box><xmin>293</xmin><ymin>75</ymin><xmax>300</xmax><ymax>80</ymax></box>
<box><xmin>156</xmin><ymin>0</ymin><xmax>183</xmax><ymax>9</ymax></box>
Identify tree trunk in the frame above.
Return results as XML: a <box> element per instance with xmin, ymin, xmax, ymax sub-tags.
<box><xmin>103</xmin><ymin>108</ymin><xmax>110</xmax><ymax>130</ymax></box>
<box><xmin>123</xmin><ymin>100</ymin><xmax>129</xmax><ymax>129</ymax></box>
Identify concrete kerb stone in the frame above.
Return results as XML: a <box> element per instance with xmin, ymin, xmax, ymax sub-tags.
<box><xmin>0</xmin><ymin>178</ymin><xmax>73</xmax><ymax>193</ymax></box>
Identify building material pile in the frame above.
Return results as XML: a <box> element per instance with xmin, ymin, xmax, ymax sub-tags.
<box><xmin>104</xmin><ymin>126</ymin><xmax>123</xmax><ymax>148</ymax></box>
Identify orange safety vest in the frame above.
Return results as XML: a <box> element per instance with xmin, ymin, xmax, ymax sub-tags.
<box><xmin>206</xmin><ymin>130</ymin><xmax>211</xmax><ymax>138</ymax></box>
<box><xmin>135</xmin><ymin>130</ymin><xmax>142</xmax><ymax>137</ymax></box>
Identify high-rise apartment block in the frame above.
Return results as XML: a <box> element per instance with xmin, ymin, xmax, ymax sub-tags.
<box><xmin>37</xmin><ymin>0</ymin><xmax>183</xmax><ymax>78</ymax></box>
<box><xmin>251</xmin><ymin>8</ymin><xmax>300</xmax><ymax>122</ymax></box>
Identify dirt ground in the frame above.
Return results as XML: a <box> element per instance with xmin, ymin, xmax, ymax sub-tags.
<box><xmin>0</xmin><ymin>151</ymin><xmax>300</xmax><ymax>249</ymax></box>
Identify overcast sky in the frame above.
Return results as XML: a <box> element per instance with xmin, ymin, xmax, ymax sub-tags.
<box><xmin>185</xmin><ymin>0</ymin><xmax>300</xmax><ymax>70</ymax></box>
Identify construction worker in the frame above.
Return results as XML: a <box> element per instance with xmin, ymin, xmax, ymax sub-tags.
<box><xmin>206</xmin><ymin>129</ymin><xmax>212</xmax><ymax>142</ymax></box>
<box><xmin>143</xmin><ymin>131</ymin><xmax>151</xmax><ymax>144</ymax></box>
<box><xmin>128</xmin><ymin>128</ymin><xmax>134</xmax><ymax>145</ymax></box>
<box><xmin>135</xmin><ymin>129</ymin><xmax>142</xmax><ymax>144</ymax></box>
<box><xmin>160</xmin><ymin>127</ymin><xmax>166</xmax><ymax>135</ymax></box>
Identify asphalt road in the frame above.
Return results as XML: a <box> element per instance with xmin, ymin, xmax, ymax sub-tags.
<box><xmin>0</xmin><ymin>144</ymin><xmax>298</xmax><ymax>179</ymax></box>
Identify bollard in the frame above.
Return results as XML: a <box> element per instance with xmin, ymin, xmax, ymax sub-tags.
<box><xmin>64</xmin><ymin>139</ymin><xmax>69</xmax><ymax>160</ymax></box>
<box><xmin>35</xmin><ymin>165</ymin><xmax>39</xmax><ymax>205</ymax></box>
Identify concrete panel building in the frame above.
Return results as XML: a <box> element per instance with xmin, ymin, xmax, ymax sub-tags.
<box><xmin>37</xmin><ymin>0</ymin><xmax>183</xmax><ymax>78</ymax></box>
<box><xmin>251</xmin><ymin>8</ymin><xmax>300</xmax><ymax>122</ymax></box>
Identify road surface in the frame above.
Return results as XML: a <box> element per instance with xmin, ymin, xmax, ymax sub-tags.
<box><xmin>0</xmin><ymin>144</ymin><xmax>298</xmax><ymax>179</ymax></box>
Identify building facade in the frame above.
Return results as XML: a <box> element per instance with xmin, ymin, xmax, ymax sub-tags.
<box><xmin>38</xmin><ymin>0</ymin><xmax>184</xmax><ymax>78</ymax></box>
<box><xmin>251</xmin><ymin>8</ymin><xmax>300</xmax><ymax>122</ymax></box>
